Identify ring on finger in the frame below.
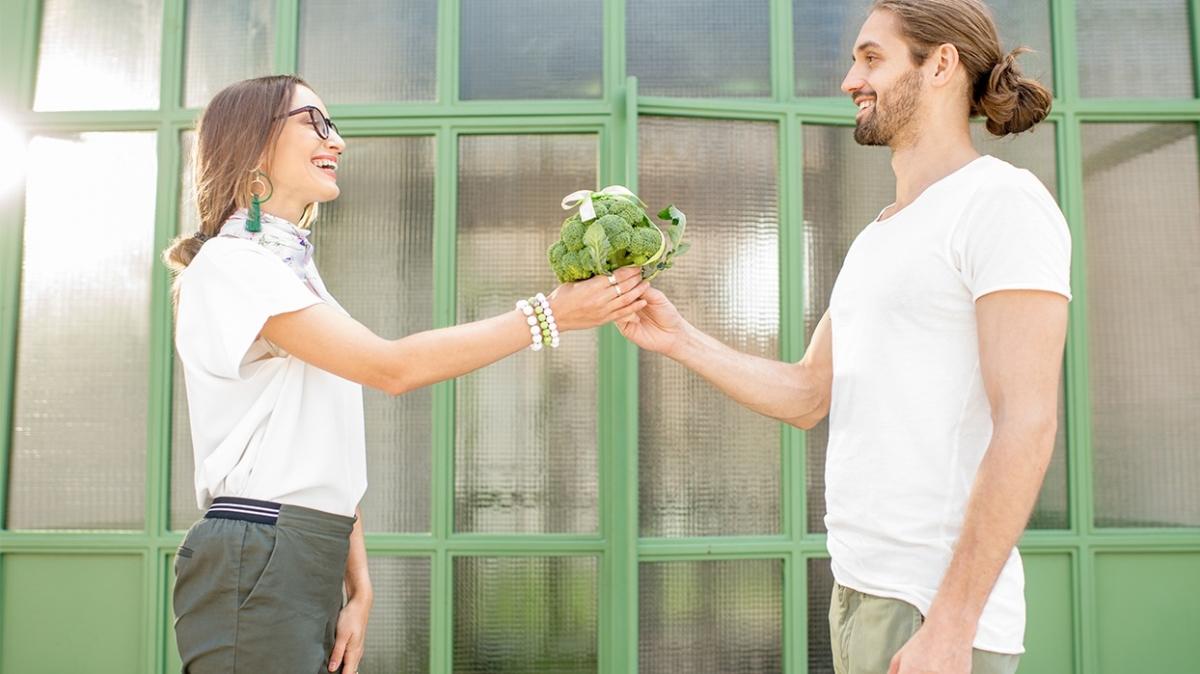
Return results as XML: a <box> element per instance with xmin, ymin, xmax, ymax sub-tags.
<box><xmin>613</xmin><ymin>284</ymin><xmax>623</xmax><ymax>297</ymax></box>
<box><xmin>607</xmin><ymin>274</ymin><xmax>618</xmax><ymax>286</ymax></box>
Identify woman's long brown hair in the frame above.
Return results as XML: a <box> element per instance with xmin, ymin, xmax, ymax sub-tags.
<box><xmin>162</xmin><ymin>75</ymin><xmax>310</xmax><ymax>275</ymax></box>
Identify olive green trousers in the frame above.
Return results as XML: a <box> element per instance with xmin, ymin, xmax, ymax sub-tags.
<box><xmin>829</xmin><ymin>582</ymin><xmax>1021</xmax><ymax>674</ymax></box>
<box><xmin>173</xmin><ymin>501</ymin><xmax>354</xmax><ymax>673</ymax></box>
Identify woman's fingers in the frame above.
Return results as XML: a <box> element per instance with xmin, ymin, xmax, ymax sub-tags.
<box><xmin>605</xmin><ymin>279</ymin><xmax>650</xmax><ymax>313</ymax></box>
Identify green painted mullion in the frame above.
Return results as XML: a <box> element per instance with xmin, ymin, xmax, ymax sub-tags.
<box><xmin>790</xmin><ymin>553</ymin><xmax>806</xmax><ymax>674</ymax></box>
<box><xmin>610</xmin><ymin>74</ymin><xmax>640</xmax><ymax>674</ymax></box>
<box><xmin>1058</xmin><ymin>110</ymin><xmax>1094</xmax><ymax>674</ymax></box>
<box><xmin>273</xmin><ymin>0</ymin><xmax>299</xmax><ymax>75</ymax></box>
<box><xmin>0</xmin><ymin>533</ymin><xmax>160</xmax><ymax>551</ymax></box>
<box><xmin>436</xmin><ymin>0</ymin><xmax>455</xmax><ymax>108</ymax></box>
<box><xmin>148</xmin><ymin>5</ymin><xmax>186</xmax><ymax>668</ymax></box>
<box><xmin>430</xmin><ymin>122</ymin><xmax>457</xmax><ymax>674</ymax></box>
<box><xmin>160</xmin><ymin>0</ymin><xmax>184</xmax><ymax>113</ymax></box>
<box><xmin>783</xmin><ymin>113</ymin><xmax>807</xmax><ymax>674</ymax></box>
<box><xmin>1190</xmin><ymin>0</ymin><xmax>1200</xmax><ymax>96</ymax></box>
<box><xmin>445</xmin><ymin>0</ymin><xmax>462</xmax><ymax>106</ymax></box>
<box><xmin>13</xmin><ymin>0</ymin><xmax>42</xmax><ymax>112</ymax></box>
<box><xmin>638</xmin><ymin>537</ymin><xmax>796</xmax><ymax>557</ymax></box>
<box><xmin>597</xmin><ymin>23</ymin><xmax>632</xmax><ymax>667</ymax></box>
<box><xmin>770</xmin><ymin>0</ymin><xmax>794</xmax><ymax>103</ymax></box>
<box><xmin>1051</xmin><ymin>0</ymin><xmax>1079</xmax><ymax>102</ymax></box>
<box><xmin>12</xmin><ymin>112</ymin><xmax>170</xmax><ymax>130</ymax></box>
<box><xmin>595</xmin><ymin>118</ymin><xmax>614</xmax><ymax>674</ymax></box>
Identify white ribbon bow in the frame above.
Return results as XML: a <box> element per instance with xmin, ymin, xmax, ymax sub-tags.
<box><xmin>561</xmin><ymin>185</ymin><xmax>647</xmax><ymax>223</ymax></box>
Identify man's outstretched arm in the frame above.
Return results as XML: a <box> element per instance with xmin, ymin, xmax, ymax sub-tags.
<box><xmin>618</xmin><ymin>287</ymin><xmax>834</xmax><ymax>429</ymax></box>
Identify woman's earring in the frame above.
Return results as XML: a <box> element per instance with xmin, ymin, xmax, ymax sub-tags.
<box><xmin>246</xmin><ymin>170</ymin><xmax>273</xmax><ymax>233</ymax></box>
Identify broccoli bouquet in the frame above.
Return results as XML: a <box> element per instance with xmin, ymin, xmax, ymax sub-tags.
<box><xmin>548</xmin><ymin>185</ymin><xmax>689</xmax><ymax>283</ymax></box>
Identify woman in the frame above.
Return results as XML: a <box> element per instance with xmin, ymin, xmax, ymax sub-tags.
<box><xmin>163</xmin><ymin>75</ymin><xmax>648</xmax><ymax>674</ymax></box>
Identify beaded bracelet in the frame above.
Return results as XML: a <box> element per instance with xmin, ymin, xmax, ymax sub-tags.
<box><xmin>515</xmin><ymin>293</ymin><xmax>560</xmax><ymax>351</ymax></box>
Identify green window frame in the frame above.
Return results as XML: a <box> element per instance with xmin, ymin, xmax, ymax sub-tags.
<box><xmin>1</xmin><ymin>0</ymin><xmax>1198</xmax><ymax>672</ymax></box>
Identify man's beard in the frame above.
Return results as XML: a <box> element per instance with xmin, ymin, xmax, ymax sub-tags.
<box><xmin>854</xmin><ymin>70</ymin><xmax>922</xmax><ymax>147</ymax></box>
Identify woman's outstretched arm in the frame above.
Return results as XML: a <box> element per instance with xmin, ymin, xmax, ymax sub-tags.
<box><xmin>261</xmin><ymin>267</ymin><xmax>650</xmax><ymax>395</ymax></box>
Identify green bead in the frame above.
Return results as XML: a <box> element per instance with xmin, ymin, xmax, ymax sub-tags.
<box><xmin>542</xmin><ymin>329</ymin><xmax>551</xmax><ymax>337</ymax></box>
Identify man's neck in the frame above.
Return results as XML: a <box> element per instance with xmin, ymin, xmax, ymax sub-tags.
<box><xmin>887</xmin><ymin>127</ymin><xmax>980</xmax><ymax>216</ymax></box>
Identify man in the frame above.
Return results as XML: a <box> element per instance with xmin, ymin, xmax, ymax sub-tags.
<box><xmin>618</xmin><ymin>1</ymin><xmax>1070</xmax><ymax>672</ymax></box>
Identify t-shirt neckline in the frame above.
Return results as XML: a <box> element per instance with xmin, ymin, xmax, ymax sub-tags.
<box><xmin>872</xmin><ymin>154</ymin><xmax>993</xmax><ymax>225</ymax></box>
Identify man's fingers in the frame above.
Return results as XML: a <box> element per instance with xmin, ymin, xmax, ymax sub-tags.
<box><xmin>611</xmin><ymin>300</ymin><xmax>648</xmax><ymax>322</ymax></box>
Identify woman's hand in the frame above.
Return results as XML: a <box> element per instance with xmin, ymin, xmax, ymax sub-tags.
<box><xmin>549</xmin><ymin>266</ymin><xmax>650</xmax><ymax>332</ymax></box>
<box><xmin>329</xmin><ymin>595</ymin><xmax>370</xmax><ymax>673</ymax></box>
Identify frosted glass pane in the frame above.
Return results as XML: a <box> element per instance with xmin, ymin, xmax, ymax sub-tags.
<box><xmin>627</xmin><ymin>0</ymin><xmax>771</xmax><ymax>98</ymax></box>
<box><xmin>637</xmin><ymin>117</ymin><xmax>780</xmax><ymax>537</ymax></box>
<box><xmin>1083</xmin><ymin>123</ymin><xmax>1200</xmax><ymax>527</ymax></box>
<box><xmin>460</xmin><ymin>0</ymin><xmax>601</xmax><ymax>100</ymax></box>
<box><xmin>362</xmin><ymin>556</ymin><xmax>431</xmax><ymax>673</ymax></box>
<box><xmin>8</xmin><ymin>132</ymin><xmax>157</xmax><ymax>529</ymax></box>
<box><xmin>456</xmin><ymin>135</ymin><xmax>599</xmax><ymax>534</ymax></box>
<box><xmin>183</xmin><ymin>0</ymin><xmax>274</xmax><ymax>108</ymax></box>
<box><xmin>793</xmin><ymin>0</ymin><xmax>1053</xmax><ymax>97</ymax></box>
<box><xmin>807</xmin><ymin>558</ymin><xmax>836</xmax><ymax>674</ymax></box>
<box><xmin>313</xmin><ymin>136</ymin><xmax>437</xmax><ymax>533</ymax></box>
<box><xmin>803</xmin><ymin>124</ymin><xmax>1068</xmax><ymax>532</ymax></box>
<box><xmin>299</xmin><ymin>0</ymin><xmax>437</xmax><ymax>104</ymax></box>
<box><xmin>639</xmin><ymin>559</ymin><xmax>783</xmax><ymax>673</ymax></box>
<box><xmin>33</xmin><ymin>0</ymin><xmax>163</xmax><ymax>110</ymax></box>
<box><xmin>793</xmin><ymin>0</ymin><xmax>873</xmax><ymax>97</ymax></box>
<box><xmin>454</xmin><ymin>556</ymin><xmax>598</xmax><ymax>673</ymax></box>
<box><xmin>1077</xmin><ymin>0</ymin><xmax>1194</xmax><ymax>98</ymax></box>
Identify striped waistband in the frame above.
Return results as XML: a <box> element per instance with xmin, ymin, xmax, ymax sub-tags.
<box><xmin>204</xmin><ymin>497</ymin><xmax>281</xmax><ymax>525</ymax></box>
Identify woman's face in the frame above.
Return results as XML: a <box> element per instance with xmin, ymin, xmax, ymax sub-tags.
<box><xmin>263</xmin><ymin>85</ymin><xmax>345</xmax><ymax>214</ymax></box>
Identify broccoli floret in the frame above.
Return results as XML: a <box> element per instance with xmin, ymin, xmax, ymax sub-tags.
<box><xmin>548</xmin><ymin>240</ymin><xmax>568</xmax><ymax>271</ymax></box>
<box><xmin>596</xmin><ymin>214</ymin><xmax>633</xmax><ymax>252</ymax></box>
<box><xmin>560</xmin><ymin>215</ymin><xmax>586</xmax><ymax>252</ymax></box>
<box><xmin>547</xmin><ymin>247</ymin><xmax>593</xmax><ymax>283</ymax></box>
<box><xmin>607</xmin><ymin>198</ymin><xmax>645</xmax><ymax>226</ymax></box>
<box><xmin>628</xmin><ymin>226</ymin><xmax>663</xmax><ymax>265</ymax></box>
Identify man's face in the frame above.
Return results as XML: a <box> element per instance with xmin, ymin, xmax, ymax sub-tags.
<box><xmin>841</xmin><ymin>10</ymin><xmax>925</xmax><ymax>147</ymax></box>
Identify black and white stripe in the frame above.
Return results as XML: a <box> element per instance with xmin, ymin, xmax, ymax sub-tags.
<box><xmin>205</xmin><ymin>497</ymin><xmax>280</xmax><ymax>525</ymax></box>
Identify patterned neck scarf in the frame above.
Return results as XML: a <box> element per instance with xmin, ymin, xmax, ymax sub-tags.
<box><xmin>219</xmin><ymin>208</ymin><xmax>315</xmax><ymax>281</ymax></box>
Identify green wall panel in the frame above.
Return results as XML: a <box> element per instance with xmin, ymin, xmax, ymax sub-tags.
<box><xmin>1</xmin><ymin>554</ymin><xmax>146</xmax><ymax>673</ymax></box>
<box><xmin>1095</xmin><ymin>552</ymin><xmax>1200</xmax><ymax>673</ymax></box>
<box><xmin>1020</xmin><ymin>553</ymin><xmax>1074</xmax><ymax>674</ymax></box>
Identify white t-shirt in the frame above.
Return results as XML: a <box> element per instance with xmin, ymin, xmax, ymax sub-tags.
<box><xmin>824</xmin><ymin>155</ymin><xmax>1072</xmax><ymax>654</ymax></box>
<box><xmin>175</xmin><ymin>235</ymin><xmax>368</xmax><ymax>518</ymax></box>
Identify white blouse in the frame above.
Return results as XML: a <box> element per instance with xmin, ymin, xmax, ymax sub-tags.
<box><xmin>175</xmin><ymin>211</ymin><xmax>367</xmax><ymax>517</ymax></box>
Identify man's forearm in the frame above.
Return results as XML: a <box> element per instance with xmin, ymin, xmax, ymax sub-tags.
<box><xmin>344</xmin><ymin>507</ymin><xmax>372</xmax><ymax>603</ymax></box>
<box><xmin>926</xmin><ymin>420</ymin><xmax>1055</xmax><ymax>632</ymax></box>
<box><xmin>670</xmin><ymin>319</ymin><xmax>830</xmax><ymax>429</ymax></box>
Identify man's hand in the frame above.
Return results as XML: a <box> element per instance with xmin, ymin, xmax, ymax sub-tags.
<box><xmin>887</xmin><ymin>621</ymin><xmax>973</xmax><ymax>674</ymax></box>
<box><xmin>329</xmin><ymin>596</ymin><xmax>370</xmax><ymax>673</ymax></box>
<box><xmin>615</xmin><ymin>286</ymin><xmax>687</xmax><ymax>355</ymax></box>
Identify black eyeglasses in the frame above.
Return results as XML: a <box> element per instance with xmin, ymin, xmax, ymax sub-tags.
<box><xmin>282</xmin><ymin>105</ymin><xmax>339</xmax><ymax>140</ymax></box>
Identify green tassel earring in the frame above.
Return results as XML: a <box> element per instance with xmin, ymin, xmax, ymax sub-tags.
<box><xmin>246</xmin><ymin>170</ymin><xmax>273</xmax><ymax>233</ymax></box>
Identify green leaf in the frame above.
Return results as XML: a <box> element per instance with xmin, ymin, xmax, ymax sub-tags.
<box><xmin>673</xmin><ymin>242</ymin><xmax>691</xmax><ymax>257</ymax></box>
<box><xmin>584</xmin><ymin>220</ymin><xmax>611</xmax><ymax>274</ymax></box>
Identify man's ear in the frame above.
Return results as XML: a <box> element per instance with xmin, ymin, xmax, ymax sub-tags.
<box><xmin>929</xmin><ymin>43</ymin><xmax>961</xmax><ymax>89</ymax></box>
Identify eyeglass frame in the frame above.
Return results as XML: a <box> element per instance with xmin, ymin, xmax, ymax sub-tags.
<box><xmin>280</xmin><ymin>105</ymin><xmax>340</xmax><ymax>140</ymax></box>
